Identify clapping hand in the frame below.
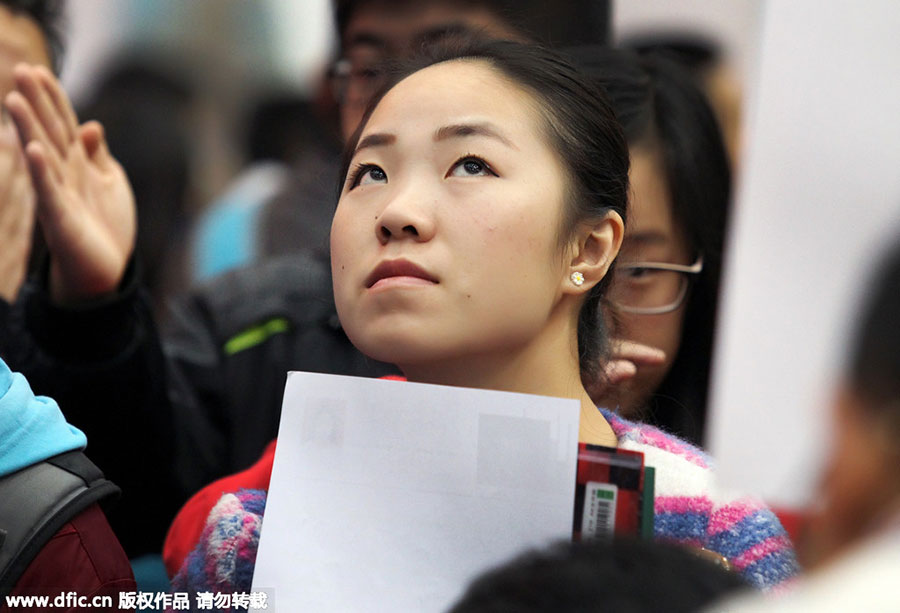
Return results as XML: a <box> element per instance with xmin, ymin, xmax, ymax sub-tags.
<box><xmin>4</xmin><ymin>63</ymin><xmax>135</xmax><ymax>304</ymax></box>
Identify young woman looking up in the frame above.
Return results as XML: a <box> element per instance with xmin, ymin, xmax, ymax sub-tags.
<box><xmin>572</xmin><ymin>48</ymin><xmax>732</xmax><ymax>445</ymax></box>
<box><xmin>168</xmin><ymin>40</ymin><xmax>796</xmax><ymax>592</ymax></box>
<box><xmin>330</xmin><ymin>49</ymin><xmax>628</xmax><ymax>449</ymax></box>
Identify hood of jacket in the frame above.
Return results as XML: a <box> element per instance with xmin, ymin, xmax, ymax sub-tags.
<box><xmin>0</xmin><ymin>357</ymin><xmax>86</xmax><ymax>477</ymax></box>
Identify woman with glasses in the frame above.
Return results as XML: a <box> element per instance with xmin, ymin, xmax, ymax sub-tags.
<box><xmin>572</xmin><ymin>48</ymin><xmax>732</xmax><ymax>445</ymax></box>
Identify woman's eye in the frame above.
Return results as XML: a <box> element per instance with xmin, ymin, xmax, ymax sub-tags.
<box><xmin>350</xmin><ymin>164</ymin><xmax>387</xmax><ymax>188</ymax></box>
<box><xmin>449</xmin><ymin>157</ymin><xmax>495</xmax><ymax>178</ymax></box>
<box><xmin>623</xmin><ymin>267</ymin><xmax>651</xmax><ymax>280</ymax></box>
<box><xmin>361</xmin><ymin>167</ymin><xmax>387</xmax><ymax>185</ymax></box>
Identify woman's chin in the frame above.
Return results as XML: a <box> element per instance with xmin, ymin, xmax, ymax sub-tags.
<box><xmin>349</xmin><ymin>334</ymin><xmax>443</xmax><ymax>372</ymax></box>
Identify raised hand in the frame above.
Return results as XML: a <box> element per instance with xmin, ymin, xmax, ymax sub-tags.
<box><xmin>0</xmin><ymin>115</ymin><xmax>36</xmax><ymax>303</ymax></box>
<box><xmin>4</xmin><ymin>63</ymin><xmax>136</xmax><ymax>304</ymax></box>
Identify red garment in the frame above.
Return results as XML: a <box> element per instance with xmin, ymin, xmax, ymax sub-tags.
<box><xmin>771</xmin><ymin>506</ymin><xmax>810</xmax><ymax>548</ymax></box>
<box><xmin>6</xmin><ymin>503</ymin><xmax>136</xmax><ymax>612</ymax></box>
<box><xmin>163</xmin><ymin>439</ymin><xmax>277</xmax><ymax>578</ymax></box>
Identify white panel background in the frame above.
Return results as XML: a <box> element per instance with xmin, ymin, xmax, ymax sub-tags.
<box><xmin>708</xmin><ymin>0</ymin><xmax>900</xmax><ymax>507</ymax></box>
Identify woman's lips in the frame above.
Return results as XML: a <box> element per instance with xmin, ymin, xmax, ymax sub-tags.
<box><xmin>365</xmin><ymin>259</ymin><xmax>438</xmax><ymax>289</ymax></box>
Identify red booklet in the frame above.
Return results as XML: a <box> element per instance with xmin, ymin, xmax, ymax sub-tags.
<box><xmin>572</xmin><ymin>444</ymin><xmax>653</xmax><ymax>540</ymax></box>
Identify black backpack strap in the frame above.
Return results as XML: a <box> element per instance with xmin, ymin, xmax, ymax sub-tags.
<box><xmin>0</xmin><ymin>450</ymin><xmax>120</xmax><ymax>597</ymax></box>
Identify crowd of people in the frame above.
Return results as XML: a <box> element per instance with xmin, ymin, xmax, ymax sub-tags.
<box><xmin>0</xmin><ymin>1</ymin><xmax>897</xmax><ymax>612</ymax></box>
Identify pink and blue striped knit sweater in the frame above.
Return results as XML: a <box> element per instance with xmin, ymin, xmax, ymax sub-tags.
<box><xmin>598</xmin><ymin>408</ymin><xmax>798</xmax><ymax>589</ymax></box>
<box><xmin>172</xmin><ymin>408</ymin><xmax>798</xmax><ymax>593</ymax></box>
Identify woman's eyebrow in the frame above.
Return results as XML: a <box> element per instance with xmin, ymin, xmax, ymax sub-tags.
<box><xmin>433</xmin><ymin>123</ymin><xmax>517</xmax><ymax>149</ymax></box>
<box><xmin>624</xmin><ymin>231</ymin><xmax>670</xmax><ymax>248</ymax></box>
<box><xmin>354</xmin><ymin>133</ymin><xmax>396</xmax><ymax>155</ymax></box>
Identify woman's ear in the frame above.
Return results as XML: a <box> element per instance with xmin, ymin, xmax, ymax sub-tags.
<box><xmin>563</xmin><ymin>211</ymin><xmax>624</xmax><ymax>295</ymax></box>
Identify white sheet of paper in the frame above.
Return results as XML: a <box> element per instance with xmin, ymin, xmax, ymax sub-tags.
<box><xmin>252</xmin><ymin>372</ymin><xmax>580</xmax><ymax>612</ymax></box>
<box><xmin>708</xmin><ymin>0</ymin><xmax>900</xmax><ymax>507</ymax></box>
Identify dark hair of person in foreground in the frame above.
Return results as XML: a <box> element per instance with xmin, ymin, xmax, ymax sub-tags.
<box><xmin>847</xmin><ymin>240</ymin><xmax>900</xmax><ymax>417</ymax></box>
<box><xmin>811</xmin><ymin>237</ymin><xmax>900</xmax><ymax>562</ymax></box>
<box><xmin>448</xmin><ymin>538</ymin><xmax>747</xmax><ymax>613</ymax></box>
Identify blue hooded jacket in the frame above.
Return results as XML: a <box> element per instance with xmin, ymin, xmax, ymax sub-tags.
<box><xmin>0</xmin><ymin>357</ymin><xmax>87</xmax><ymax>478</ymax></box>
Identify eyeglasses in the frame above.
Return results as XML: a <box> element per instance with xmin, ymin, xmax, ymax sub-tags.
<box><xmin>608</xmin><ymin>255</ymin><xmax>704</xmax><ymax>315</ymax></box>
<box><xmin>329</xmin><ymin>58</ymin><xmax>388</xmax><ymax>106</ymax></box>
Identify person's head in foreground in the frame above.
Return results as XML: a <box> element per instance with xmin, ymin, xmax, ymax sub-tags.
<box><xmin>808</xmin><ymin>239</ymin><xmax>900</xmax><ymax>567</ymax></box>
<box><xmin>570</xmin><ymin>47</ymin><xmax>731</xmax><ymax>444</ymax></box>
<box><xmin>448</xmin><ymin>538</ymin><xmax>746</xmax><ymax>613</ymax></box>
<box><xmin>330</xmin><ymin>38</ymin><xmax>629</xmax><ymax>445</ymax></box>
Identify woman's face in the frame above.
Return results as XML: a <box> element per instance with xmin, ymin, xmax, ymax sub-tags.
<box><xmin>605</xmin><ymin>146</ymin><xmax>692</xmax><ymax>413</ymax></box>
<box><xmin>331</xmin><ymin>60</ymin><xmax>572</xmax><ymax>372</ymax></box>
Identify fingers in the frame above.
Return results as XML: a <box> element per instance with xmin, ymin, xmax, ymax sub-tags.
<box><xmin>35</xmin><ymin>65</ymin><xmax>80</xmax><ymax>145</ymax></box>
<box><xmin>0</xmin><ymin>122</ymin><xmax>17</xmax><ymax>180</ymax></box>
<box><xmin>7</xmin><ymin>65</ymin><xmax>114</xmax><ymax>183</ymax></box>
<box><xmin>590</xmin><ymin>340</ymin><xmax>666</xmax><ymax>395</ymax></box>
<box><xmin>23</xmin><ymin>139</ymin><xmax>67</xmax><ymax>228</ymax></box>
<box><xmin>5</xmin><ymin>89</ymin><xmax>65</xmax><ymax>183</ymax></box>
<box><xmin>609</xmin><ymin>340</ymin><xmax>666</xmax><ymax>365</ymax></box>
<box><xmin>6</xmin><ymin>80</ymin><xmax>78</xmax><ymax>249</ymax></box>
<box><xmin>586</xmin><ymin>359</ymin><xmax>637</xmax><ymax>401</ymax></box>
<box><xmin>602</xmin><ymin>359</ymin><xmax>638</xmax><ymax>386</ymax></box>
<box><xmin>598</xmin><ymin>340</ymin><xmax>665</xmax><ymax>386</ymax></box>
<box><xmin>9</xmin><ymin>165</ymin><xmax>37</xmax><ymax>242</ymax></box>
<box><xmin>80</xmin><ymin>121</ymin><xmax>113</xmax><ymax>170</ymax></box>
<box><xmin>12</xmin><ymin>63</ymin><xmax>74</xmax><ymax>156</ymax></box>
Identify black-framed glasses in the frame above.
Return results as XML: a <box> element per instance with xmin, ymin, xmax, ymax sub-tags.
<box><xmin>608</xmin><ymin>255</ymin><xmax>704</xmax><ymax>315</ymax></box>
<box><xmin>329</xmin><ymin>58</ymin><xmax>387</xmax><ymax>106</ymax></box>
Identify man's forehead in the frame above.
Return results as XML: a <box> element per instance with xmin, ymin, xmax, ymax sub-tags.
<box><xmin>0</xmin><ymin>6</ymin><xmax>52</xmax><ymax>97</ymax></box>
<box><xmin>342</xmin><ymin>3</ymin><xmax>521</xmax><ymax>56</ymax></box>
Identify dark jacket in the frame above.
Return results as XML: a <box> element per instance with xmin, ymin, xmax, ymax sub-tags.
<box><xmin>0</xmin><ymin>252</ymin><xmax>396</xmax><ymax>557</ymax></box>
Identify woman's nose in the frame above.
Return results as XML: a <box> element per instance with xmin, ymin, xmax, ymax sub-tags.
<box><xmin>376</xmin><ymin>187</ymin><xmax>437</xmax><ymax>244</ymax></box>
